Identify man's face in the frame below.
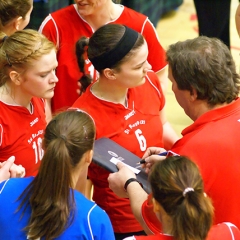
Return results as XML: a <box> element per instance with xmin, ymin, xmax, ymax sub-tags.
<box><xmin>168</xmin><ymin>67</ymin><xmax>193</xmax><ymax>118</ymax></box>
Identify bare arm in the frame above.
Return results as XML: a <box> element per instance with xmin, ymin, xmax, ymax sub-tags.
<box><xmin>108</xmin><ymin>162</ymin><xmax>152</xmax><ymax>234</ymax></box>
<box><xmin>236</xmin><ymin>4</ymin><xmax>240</xmax><ymax>37</ymax></box>
<box><xmin>156</xmin><ymin>66</ymin><xmax>169</xmax><ymax>96</ymax></box>
<box><xmin>126</xmin><ymin>181</ymin><xmax>151</xmax><ymax>234</ymax></box>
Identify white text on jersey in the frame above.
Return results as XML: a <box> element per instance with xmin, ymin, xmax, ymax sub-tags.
<box><xmin>124</xmin><ymin>110</ymin><xmax>136</xmax><ymax>120</ymax></box>
<box><xmin>30</xmin><ymin>118</ymin><xmax>39</xmax><ymax>127</ymax></box>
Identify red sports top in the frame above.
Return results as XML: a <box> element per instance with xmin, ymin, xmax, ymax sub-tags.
<box><xmin>125</xmin><ymin>223</ymin><xmax>240</xmax><ymax>240</ymax></box>
<box><xmin>72</xmin><ymin>71</ymin><xmax>165</xmax><ymax>233</ymax></box>
<box><xmin>0</xmin><ymin>98</ymin><xmax>46</xmax><ymax>177</ymax></box>
<box><xmin>39</xmin><ymin>4</ymin><xmax>167</xmax><ymax>113</ymax></box>
<box><xmin>141</xmin><ymin>98</ymin><xmax>240</xmax><ymax>231</ymax></box>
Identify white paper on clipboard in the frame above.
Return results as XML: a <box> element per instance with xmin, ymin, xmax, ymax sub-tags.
<box><xmin>110</xmin><ymin>157</ymin><xmax>141</xmax><ymax>174</ymax></box>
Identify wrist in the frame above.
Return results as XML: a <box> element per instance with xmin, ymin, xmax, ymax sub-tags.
<box><xmin>124</xmin><ymin>178</ymin><xmax>143</xmax><ymax>191</ymax></box>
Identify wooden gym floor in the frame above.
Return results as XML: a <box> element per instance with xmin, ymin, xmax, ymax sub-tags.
<box><xmin>156</xmin><ymin>0</ymin><xmax>240</xmax><ymax>136</ymax></box>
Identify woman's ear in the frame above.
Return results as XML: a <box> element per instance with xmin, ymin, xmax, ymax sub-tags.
<box><xmin>85</xmin><ymin>149</ymin><xmax>93</xmax><ymax>164</ymax></box>
<box><xmin>103</xmin><ymin>68</ymin><xmax>117</xmax><ymax>80</ymax></box>
<box><xmin>14</xmin><ymin>16</ymin><xmax>23</xmax><ymax>30</ymax></box>
<box><xmin>9</xmin><ymin>71</ymin><xmax>21</xmax><ymax>86</ymax></box>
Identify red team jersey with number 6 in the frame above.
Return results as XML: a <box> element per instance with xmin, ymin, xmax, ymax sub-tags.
<box><xmin>0</xmin><ymin>98</ymin><xmax>46</xmax><ymax>177</ymax></box>
<box><xmin>39</xmin><ymin>4</ymin><xmax>167</xmax><ymax>113</ymax></box>
<box><xmin>72</xmin><ymin>71</ymin><xmax>165</xmax><ymax>233</ymax></box>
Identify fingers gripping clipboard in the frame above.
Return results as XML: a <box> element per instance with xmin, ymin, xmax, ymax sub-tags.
<box><xmin>92</xmin><ymin>137</ymin><xmax>151</xmax><ymax>193</ymax></box>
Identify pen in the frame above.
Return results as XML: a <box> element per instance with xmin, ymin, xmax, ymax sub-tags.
<box><xmin>137</xmin><ymin>151</ymin><xmax>168</xmax><ymax>165</ymax></box>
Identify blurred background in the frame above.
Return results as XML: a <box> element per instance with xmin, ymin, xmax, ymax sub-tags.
<box><xmin>29</xmin><ymin>0</ymin><xmax>240</xmax><ymax>136</ymax></box>
<box><xmin>156</xmin><ymin>0</ymin><xmax>240</xmax><ymax>136</ymax></box>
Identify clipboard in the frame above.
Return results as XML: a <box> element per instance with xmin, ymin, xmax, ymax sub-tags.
<box><xmin>93</xmin><ymin>137</ymin><xmax>151</xmax><ymax>193</ymax></box>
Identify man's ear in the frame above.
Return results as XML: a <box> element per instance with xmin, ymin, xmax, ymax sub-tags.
<box><xmin>102</xmin><ymin>68</ymin><xmax>117</xmax><ymax>80</ymax></box>
<box><xmin>14</xmin><ymin>16</ymin><xmax>23</xmax><ymax>30</ymax></box>
<box><xmin>190</xmin><ymin>88</ymin><xmax>198</xmax><ymax>102</ymax></box>
<box><xmin>9</xmin><ymin>71</ymin><xmax>21</xmax><ymax>86</ymax></box>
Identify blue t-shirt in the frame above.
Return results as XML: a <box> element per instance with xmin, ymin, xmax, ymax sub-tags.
<box><xmin>0</xmin><ymin>177</ymin><xmax>114</xmax><ymax>239</ymax></box>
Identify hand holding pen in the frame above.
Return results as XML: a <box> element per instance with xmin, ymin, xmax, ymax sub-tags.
<box><xmin>138</xmin><ymin>147</ymin><xmax>167</xmax><ymax>174</ymax></box>
<box><xmin>137</xmin><ymin>151</ymin><xmax>168</xmax><ymax>165</ymax></box>
<box><xmin>137</xmin><ymin>148</ymin><xmax>179</xmax><ymax>174</ymax></box>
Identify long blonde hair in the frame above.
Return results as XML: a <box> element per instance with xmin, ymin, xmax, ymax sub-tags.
<box><xmin>0</xmin><ymin>29</ymin><xmax>56</xmax><ymax>87</ymax></box>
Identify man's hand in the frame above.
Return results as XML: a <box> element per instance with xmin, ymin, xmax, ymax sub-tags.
<box><xmin>141</xmin><ymin>147</ymin><xmax>167</xmax><ymax>174</ymax></box>
<box><xmin>108</xmin><ymin>162</ymin><xmax>136</xmax><ymax>198</ymax></box>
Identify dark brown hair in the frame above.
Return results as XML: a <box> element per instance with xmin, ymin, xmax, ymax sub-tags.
<box><xmin>18</xmin><ymin>110</ymin><xmax>95</xmax><ymax>240</ymax></box>
<box><xmin>75</xmin><ymin>24</ymin><xmax>144</xmax><ymax>94</ymax></box>
<box><xmin>149</xmin><ymin>156</ymin><xmax>214</xmax><ymax>240</ymax></box>
<box><xmin>0</xmin><ymin>0</ymin><xmax>32</xmax><ymax>27</ymax></box>
<box><xmin>166</xmin><ymin>36</ymin><xmax>240</xmax><ymax>107</ymax></box>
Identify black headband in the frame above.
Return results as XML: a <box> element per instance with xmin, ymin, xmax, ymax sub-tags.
<box><xmin>88</xmin><ymin>25</ymin><xmax>139</xmax><ymax>71</ymax></box>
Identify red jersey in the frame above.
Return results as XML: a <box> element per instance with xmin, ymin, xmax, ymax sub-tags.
<box><xmin>125</xmin><ymin>223</ymin><xmax>240</xmax><ymax>240</ymax></box>
<box><xmin>171</xmin><ymin>98</ymin><xmax>240</xmax><ymax>228</ymax></box>
<box><xmin>141</xmin><ymin>98</ymin><xmax>240</xmax><ymax>231</ymax></box>
<box><xmin>0</xmin><ymin>98</ymin><xmax>46</xmax><ymax>177</ymax></box>
<box><xmin>39</xmin><ymin>4</ymin><xmax>167</xmax><ymax>113</ymax></box>
<box><xmin>72</xmin><ymin>71</ymin><xmax>165</xmax><ymax>233</ymax></box>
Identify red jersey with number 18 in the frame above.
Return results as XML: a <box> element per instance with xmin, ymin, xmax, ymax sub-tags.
<box><xmin>0</xmin><ymin>98</ymin><xmax>46</xmax><ymax>177</ymax></box>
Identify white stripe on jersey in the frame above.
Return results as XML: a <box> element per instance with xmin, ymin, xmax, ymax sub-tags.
<box><xmin>223</xmin><ymin>222</ymin><xmax>239</xmax><ymax>240</ymax></box>
<box><xmin>39</xmin><ymin>15</ymin><xmax>60</xmax><ymax>49</ymax></box>
<box><xmin>87</xmin><ymin>204</ymin><xmax>98</xmax><ymax>240</ymax></box>
<box><xmin>146</xmin><ymin>71</ymin><xmax>162</xmax><ymax>98</ymax></box>
<box><xmin>0</xmin><ymin>124</ymin><xmax>3</xmax><ymax>146</ymax></box>
<box><xmin>0</xmin><ymin>179</ymin><xmax>9</xmax><ymax>193</ymax></box>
